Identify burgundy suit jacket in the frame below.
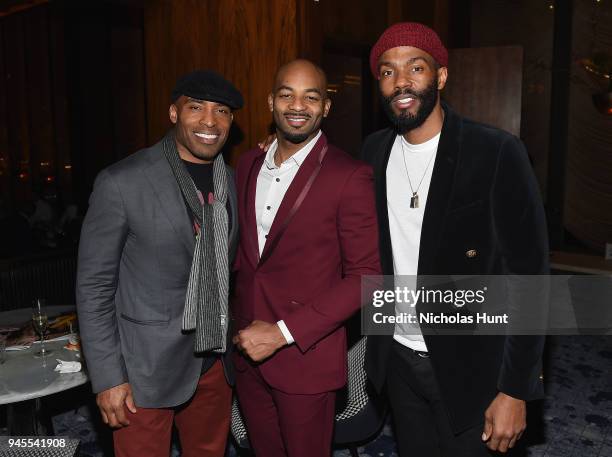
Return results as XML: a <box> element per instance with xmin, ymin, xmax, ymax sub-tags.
<box><xmin>232</xmin><ymin>133</ymin><xmax>381</xmax><ymax>394</ymax></box>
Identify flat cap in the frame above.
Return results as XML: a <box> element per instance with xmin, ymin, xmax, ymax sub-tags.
<box><xmin>171</xmin><ymin>70</ymin><xmax>244</xmax><ymax>109</ymax></box>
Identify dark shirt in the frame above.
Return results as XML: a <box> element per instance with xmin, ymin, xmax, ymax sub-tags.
<box><xmin>182</xmin><ymin>160</ymin><xmax>232</xmax><ymax>230</ymax></box>
<box><xmin>182</xmin><ymin>160</ymin><xmax>221</xmax><ymax>374</ymax></box>
<box><xmin>183</xmin><ymin>160</ymin><xmax>214</xmax><ymax>198</ymax></box>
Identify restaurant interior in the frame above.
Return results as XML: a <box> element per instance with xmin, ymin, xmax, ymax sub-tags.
<box><xmin>0</xmin><ymin>0</ymin><xmax>611</xmax><ymax>456</ymax></box>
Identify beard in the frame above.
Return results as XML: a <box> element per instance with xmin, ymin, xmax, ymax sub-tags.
<box><xmin>381</xmin><ymin>75</ymin><xmax>439</xmax><ymax>135</ymax></box>
<box><xmin>273</xmin><ymin>110</ymin><xmax>317</xmax><ymax>144</ymax></box>
<box><xmin>279</xmin><ymin>130</ymin><xmax>311</xmax><ymax>144</ymax></box>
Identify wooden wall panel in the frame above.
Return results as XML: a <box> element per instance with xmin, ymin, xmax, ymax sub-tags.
<box><xmin>469</xmin><ymin>0</ymin><xmax>553</xmax><ymax>199</ymax></box>
<box><xmin>297</xmin><ymin>0</ymin><xmax>392</xmax><ymax>64</ymax></box>
<box><xmin>110</xmin><ymin>8</ymin><xmax>147</xmax><ymax>160</ymax></box>
<box><xmin>443</xmin><ymin>46</ymin><xmax>523</xmax><ymax>137</ymax></box>
<box><xmin>144</xmin><ymin>0</ymin><xmax>298</xmax><ymax>165</ymax></box>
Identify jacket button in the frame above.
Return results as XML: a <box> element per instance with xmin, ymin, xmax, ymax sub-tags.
<box><xmin>466</xmin><ymin>249</ymin><xmax>477</xmax><ymax>258</ymax></box>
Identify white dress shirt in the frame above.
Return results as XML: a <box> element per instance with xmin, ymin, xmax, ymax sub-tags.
<box><xmin>255</xmin><ymin>130</ymin><xmax>322</xmax><ymax>344</ymax></box>
<box><xmin>386</xmin><ymin>132</ymin><xmax>440</xmax><ymax>352</ymax></box>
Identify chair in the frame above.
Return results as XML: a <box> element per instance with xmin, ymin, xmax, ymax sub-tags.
<box><xmin>230</xmin><ymin>336</ymin><xmax>387</xmax><ymax>456</ymax></box>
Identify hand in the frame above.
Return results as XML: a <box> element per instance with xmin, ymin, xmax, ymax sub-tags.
<box><xmin>96</xmin><ymin>382</ymin><xmax>137</xmax><ymax>428</ymax></box>
<box><xmin>258</xmin><ymin>133</ymin><xmax>277</xmax><ymax>152</ymax></box>
<box><xmin>232</xmin><ymin>320</ymin><xmax>287</xmax><ymax>362</ymax></box>
<box><xmin>482</xmin><ymin>392</ymin><xmax>526</xmax><ymax>453</ymax></box>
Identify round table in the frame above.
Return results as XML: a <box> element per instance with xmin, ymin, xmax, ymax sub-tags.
<box><xmin>0</xmin><ymin>338</ymin><xmax>88</xmax><ymax>406</ymax></box>
<box><xmin>0</xmin><ymin>306</ymin><xmax>89</xmax><ymax>436</ymax></box>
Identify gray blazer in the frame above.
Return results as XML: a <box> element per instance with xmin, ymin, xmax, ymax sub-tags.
<box><xmin>76</xmin><ymin>138</ymin><xmax>238</xmax><ymax>408</ymax></box>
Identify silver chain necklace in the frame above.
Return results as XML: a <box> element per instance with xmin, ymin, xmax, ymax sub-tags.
<box><xmin>399</xmin><ymin>136</ymin><xmax>436</xmax><ymax>209</ymax></box>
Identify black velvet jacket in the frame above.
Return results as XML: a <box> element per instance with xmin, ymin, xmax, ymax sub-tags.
<box><xmin>361</xmin><ymin>102</ymin><xmax>549</xmax><ymax>433</ymax></box>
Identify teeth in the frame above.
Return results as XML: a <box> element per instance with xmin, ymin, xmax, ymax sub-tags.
<box><xmin>287</xmin><ymin>118</ymin><xmax>307</xmax><ymax>121</ymax></box>
<box><xmin>397</xmin><ymin>98</ymin><xmax>414</xmax><ymax>104</ymax></box>
<box><xmin>195</xmin><ymin>133</ymin><xmax>219</xmax><ymax>139</ymax></box>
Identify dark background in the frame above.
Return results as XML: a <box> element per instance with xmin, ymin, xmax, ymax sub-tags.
<box><xmin>0</xmin><ymin>0</ymin><xmax>610</xmax><ymax>262</ymax></box>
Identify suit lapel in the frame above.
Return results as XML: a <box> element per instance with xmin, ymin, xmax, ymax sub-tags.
<box><xmin>243</xmin><ymin>150</ymin><xmax>265</xmax><ymax>266</ymax></box>
<box><xmin>417</xmin><ymin>103</ymin><xmax>461</xmax><ymax>274</ymax></box>
<box><xmin>258</xmin><ymin>134</ymin><xmax>327</xmax><ymax>267</ymax></box>
<box><xmin>143</xmin><ymin>150</ymin><xmax>195</xmax><ymax>256</ymax></box>
<box><xmin>375</xmin><ymin>130</ymin><xmax>397</xmax><ymax>276</ymax></box>
<box><xmin>226</xmin><ymin>166</ymin><xmax>239</xmax><ymax>263</ymax></box>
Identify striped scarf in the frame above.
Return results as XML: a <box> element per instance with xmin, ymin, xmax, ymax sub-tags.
<box><xmin>162</xmin><ymin>132</ymin><xmax>229</xmax><ymax>354</ymax></box>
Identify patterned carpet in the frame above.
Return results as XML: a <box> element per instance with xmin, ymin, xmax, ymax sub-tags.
<box><xmin>11</xmin><ymin>335</ymin><xmax>611</xmax><ymax>456</ymax></box>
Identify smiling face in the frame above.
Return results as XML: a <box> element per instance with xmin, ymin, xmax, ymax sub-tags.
<box><xmin>169</xmin><ymin>96</ymin><xmax>233</xmax><ymax>163</ymax></box>
<box><xmin>268</xmin><ymin>60</ymin><xmax>331</xmax><ymax>145</ymax></box>
<box><xmin>377</xmin><ymin>46</ymin><xmax>447</xmax><ymax>134</ymax></box>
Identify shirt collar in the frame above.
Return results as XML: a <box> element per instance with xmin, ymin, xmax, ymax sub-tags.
<box><xmin>264</xmin><ymin>130</ymin><xmax>322</xmax><ymax>170</ymax></box>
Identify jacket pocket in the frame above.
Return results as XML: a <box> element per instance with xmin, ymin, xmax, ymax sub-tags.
<box><xmin>119</xmin><ymin>312</ymin><xmax>169</xmax><ymax>326</ymax></box>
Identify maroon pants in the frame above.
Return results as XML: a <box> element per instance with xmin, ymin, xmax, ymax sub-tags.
<box><xmin>234</xmin><ymin>358</ymin><xmax>336</xmax><ymax>457</ymax></box>
<box><xmin>113</xmin><ymin>360</ymin><xmax>232</xmax><ymax>457</ymax></box>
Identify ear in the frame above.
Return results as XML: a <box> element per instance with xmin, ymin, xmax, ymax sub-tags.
<box><xmin>267</xmin><ymin>93</ymin><xmax>274</xmax><ymax>112</ymax></box>
<box><xmin>323</xmin><ymin>97</ymin><xmax>332</xmax><ymax>118</ymax></box>
<box><xmin>437</xmin><ymin>67</ymin><xmax>448</xmax><ymax>91</ymax></box>
<box><xmin>169</xmin><ymin>104</ymin><xmax>178</xmax><ymax>124</ymax></box>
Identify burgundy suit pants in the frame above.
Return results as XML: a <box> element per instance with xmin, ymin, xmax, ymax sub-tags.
<box><xmin>235</xmin><ymin>356</ymin><xmax>336</xmax><ymax>457</ymax></box>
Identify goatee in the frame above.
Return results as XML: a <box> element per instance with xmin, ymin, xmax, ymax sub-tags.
<box><xmin>279</xmin><ymin>131</ymin><xmax>311</xmax><ymax>144</ymax></box>
<box><xmin>274</xmin><ymin>111</ymin><xmax>314</xmax><ymax>144</ymax></box>
<box><xmin>381</xmin><ymin>75</ymin><xmax>439</xmax><ymax>135</ymax></box>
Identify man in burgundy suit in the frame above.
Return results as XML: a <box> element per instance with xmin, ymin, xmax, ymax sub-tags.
<box><xmin>232</xmin><ymin>59</ymin><xmax>380</xmax><ymax>457</ymax></box>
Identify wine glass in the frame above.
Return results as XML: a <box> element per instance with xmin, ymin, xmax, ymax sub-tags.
<box><xmin>32</xmin><ymin>298</ymin><xmax>53</xmax><ymax>357</ymax></box>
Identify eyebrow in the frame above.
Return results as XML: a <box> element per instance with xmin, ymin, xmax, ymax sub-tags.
<box><xmin>276</xmin><ymin>86</ymin><xmax>323</xmax><ymax>96</ymax></box>
<box><xmin>378</xmin><ymin>57</ymin><xmax>430</xmax><ymax>68</ymax></box>
<box><xmin>185</xmin><ymin>98</ymin><xmax>229</xmax><ymax>109</ymax></box>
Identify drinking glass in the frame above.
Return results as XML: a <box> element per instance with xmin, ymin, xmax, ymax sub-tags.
<box><xmin>32</xmin><ymin>298</ymin><xmax>53</xmax><ymax>357</ymax></box>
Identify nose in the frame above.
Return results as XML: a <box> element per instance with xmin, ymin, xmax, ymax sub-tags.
<box><xmin>288</xmin><ymin>97</ymin><xmax>305</xmax><ymax>112</ymax></box>
<box><xmin>394</xmin><ymin>68</ymin><xmax>413</xmax><ymax>92</ymax></box>
<box><xmin>200</xmin><ymin>106</ymin><xmax>216</xmax><ymax>127</ymax></box>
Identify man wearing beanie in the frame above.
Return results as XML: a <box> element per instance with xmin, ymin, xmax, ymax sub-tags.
<box><xmin>77</xmin><ymin>70</ymin><xmax>241</xmax><ymax>457</ymax></box>
<box><xmin>362</xmin><ymin>23</ymin><xmax>548</xmax><ymax>455</ymax></box>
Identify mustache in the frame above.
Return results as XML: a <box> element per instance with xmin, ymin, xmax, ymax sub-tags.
<box><xmin>384</xmin><ymin>88</ymin><xmax>420</xmax><ymax>104</ymax></box>
<box><xmin>283</xmin><ymin>112</ymin><xmax>312</xmax><ymax>119</ymax></box>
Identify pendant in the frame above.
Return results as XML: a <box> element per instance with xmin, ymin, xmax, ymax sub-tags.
<box><xmin>410</xmin><ymin>192</ymin><xmax>419</xmax><ymax>209</ymax></box>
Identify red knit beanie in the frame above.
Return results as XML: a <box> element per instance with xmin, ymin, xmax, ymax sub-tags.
<box><xmin>370</xmin><ymin>22</ymin><xmax>448</xmax><ymax>78</ymax></box>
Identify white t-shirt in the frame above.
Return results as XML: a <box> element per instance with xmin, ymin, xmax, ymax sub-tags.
<box><xmin>386</xmin><ymin>132</ymin><xmax>440</xmax><ymax>352</ymax></box>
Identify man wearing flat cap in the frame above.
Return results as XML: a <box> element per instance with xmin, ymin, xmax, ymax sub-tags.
<box><xmin>77</xmin><ymin>70</ymin><xmax>242</xmax><ymax>457</ymax></box>
<box><xmin>362</xmin><ymin>23</ymin><xmax>548</xmax><ymax>455</ymax></box>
